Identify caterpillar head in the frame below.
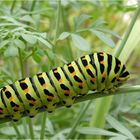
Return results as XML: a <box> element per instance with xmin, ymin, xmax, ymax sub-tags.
<box><xmin>116</xmin><ymin>65</ymin><xmax>130</xmax><ymax>85</ymax></box>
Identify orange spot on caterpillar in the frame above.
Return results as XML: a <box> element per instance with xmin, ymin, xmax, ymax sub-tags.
<box><xmin>82</xmin><ymin>57</ymin><xmax>86</xmax><ymax>60</ymax></box>
<box><xmin>102</xmin><ymin>72</ymin><xmax>106</xmax><ymax>78</ymax></box>
<box><xmin>85</xmin><ymin>65</ymin><xmax>90</xmax><ymax>69</ymax></box>
<box><xmin>13</xmin><ymin>106</ymin><xmax>19</xmax><ymax>111</ymax></box>
<box><xmin>64</xmin><ymin>90</ymin><xmax>70</xmax><ymax>95</ymax></box>
<box><xmin>59</xmin><ymin>79</ymin><xmax>63</xmax><ymax>83</ymax></box>
<box><xmin>42</xmin><ymin>83</ymin><xmax>47</xmax><ymax>88</ymax></box>
<box><xmin>20</xmin><ymin>80</ymin><xmax>25</xmax><ymax>83</ymax></box>
<box><xmin>30</xmin><ymin>101</ymin><xmax>36</xmax><ymax>106</ymax></box>
<box><xmin>72</xmin><ymin>71</ymin><xmax>76</xmax><ymax>76</ymax></box>
<box><xmin>24</xmin><ymin>88</ymin><xmax>29</xmax><ymax>93</ymax></box>
<box><xmin>79</xmin><ymin>82</ymin><xmax>83</xmax><ymax>86</ymax></box>
<box><xmin>47</xmin><ymin>96</ymin><xmax>53</xmax><ymax>101</ymax></box>
<box><xmin>0</xmin><ymin>110</ymin><xmax>3</xmax><ymax>113</ymax></box>
<box><xmin>90</xmin><ymin>77</ymin><xmax>96</xmax><ymax>82</ymax></box>
<box><xmin>100</xmin><ymin>61</ymin><xmax>104</xmax><ymax>65</ymax></box>
<box><xmin>99</xmin><ymin>53</ymin><xmax>104</xmax><ymax>56</ymax></box>
<box><xmin>68</xmin><ymin>64</ymin><xmax>72</xmax><ymax>67</ymax></box>
<box><xmin>9</xmin><ymin>96</ymin><xmax>13</xmax><ymax>101</ymax></box>
<box><xmin>54</xmin><ymin>70</ymin><xmax>58</xmax><ymax>73</ymax></box>
<box><xmin>38</xmin><ymin>75</ymin><xmax>43</xmax><ymax>78</ymax></box>
<box><xmin>118</xmin><ymin>64</ymin><xmax>121</xmax><ymax>67</ymax></box>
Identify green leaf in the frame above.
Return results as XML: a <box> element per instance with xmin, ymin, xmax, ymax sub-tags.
<box><xmin>90</xmin><ymin>29</ymin><xmax>115</xmax><ymax>48</ymax></box>
<box><xmin>32</xmin><ymin>53</ymin><xmax>41</xmax><ymax>63</ymax></box>
<box><xmin>57</xmin><ymin>32</ymin><xmax>70</xmax><ymax>40</ymax></box>
<box><xmin>71</xmin><ymin>34</ymin><xmax>90</xmax><ymax>51</ymax></box>
<box><xmin>21</xmin><ymin>33</ymin><xmax>37</xmax><ymax>44</ymax></box>
<box><xmin>91</xmin><ymin>19</ymin><xmax>107</xmax><ymax>28</ymax></box>
<box><xmin>109</xmin><ymin>135</ymin><xmax>129</xmax><ymax>140</ymax></box>
<box><xmin>46</xmin><ymin>118</ymin><xmax>55</xmax><ymax>135</ymax></box>
<box><xmin>34</xmin><ymin>36</ymin><xmax>52</xmax><ymax>48</ymax></box>
<box><xmin>0</xmin><ymin>40</ymin><xmax>9</xmax><ymax>49</ymax></box>
<box><xmin>20</xmin><ymin>15</ymin><xmax>35</xmax><ymax>24</ymax></box>
<box><xmin>76</xmin><ymin>127</ymin><xmax>120</xmax><ymax>136</ymax></box>
<box><xmin>4</xmin><ymin>46</ymin><xmax>18</xmax><ymax>57</ymax></box>
<box><xmin>106</xmin><ymin>115</ymin><xmax>136</xmax><ymax>140</ymax></box>
<box><xmin>74</xmin><ymin>14</ymin><xmax>91</xmax><ymax>30</ymax></box>
<box><xmin>96</xmin><ymin>28</ymin><xmax>121</xmax><ymax>39</ymax></box>
<box><xmin>14</xmin><ymin>39</ymin><xmax>25</xmax><ymax>49</ymax></box>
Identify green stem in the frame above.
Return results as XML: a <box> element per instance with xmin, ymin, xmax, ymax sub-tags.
<box><xmin>18</xmin><ymin>49</ymin><xmax>25</xmax><ymax>78</ymax></box>
<box><xmin>114</xmin><ymin>4</ymin><xmax>140</xmax><ymax>57</ymax></box>
<box><xmin>61</xmin><ymin>6</ymin><xmax>73</xmax><ymax>60</ymax></box>
<box><xmin>66</xmin><ymin>100</ymin><xmax>93</xmax><ymax>139</ymax></box>
<box><xmin>0</xmin><ymin>85</ymin><xmax>140</xmax><ymax>124</ymax></box>
<box><xmin>12</xmin><ymin>121</ymin><xmax>22</xmax><ymax>138</ymax></box>
<box><xmin>88</xmin><ymin>5</ymin><xmax>140</xmax><ymax>139</ymax></box>
<box><xmin>53</xmin><ymin>0</ymin><xmax>61</xmax><ymax>46</ymax></box>
<box><xmin>10</xmin><ymin>0</ymin><xmax>16</xmax><ymax>13</ymax></box>
<box><xmin>27</xmin><ymin>117</ymin><xmax>34</xmax><ymax>139</ymax></box>
<box><xmin>40</xmin><ymin>112</ymin><xmax>47</xmax><ymax>139</ymax></box>
<box><xmin>30</xmin><ymin>0</ymin><xmax>37</xmax><ymax>12</ymax></box>
<box><xmin>19</xmin><ymin>48</ymin><xmax>34</xmax><ymax>139</ymax></box>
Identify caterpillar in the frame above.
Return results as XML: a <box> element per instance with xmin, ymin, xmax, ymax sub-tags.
<box><xmin>0</xmin><ymin>52</ymin><xmax>130</xmax><ymax>121</ymax></box>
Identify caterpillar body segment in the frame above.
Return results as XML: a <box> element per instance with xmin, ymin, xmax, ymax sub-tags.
<box><xmin>0</xmin><ymin>52</ymin><xmax>130</xmax><ymax>121</ymax></box>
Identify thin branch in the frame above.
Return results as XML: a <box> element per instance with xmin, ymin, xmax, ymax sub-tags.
<box><xmin>0</xmin><ymin>85</ymin><xmax>139</xmax><ymax>124</ymax></box>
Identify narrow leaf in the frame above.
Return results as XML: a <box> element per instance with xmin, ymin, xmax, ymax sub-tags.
<box><xmin>4</xmin><ymin>46</ymin><xmax>18</xmax><ymax>57</ymax></box>
<box><xmin>21</xmin><ymin>33</ymin><xmax>37</xmax><ymax>44</ymax></box>
<box><xmin>106</xmin><ymin>115</ymin><xmax>136</xmax><ymax>140</ymax></box>
<box><xmin>76</xmin><ymin>127</ymin><xmax>120</xmax><ymax>136</ymax></box>
<box><xmin>14</xmin><ymin>39</ymin><xmax>25</xmax><ymax>49</ymax></box>
<box><xmin>34</xmin><ymin>36</ymin><xmax>52</xmax><ymax>48</ymax></box>
<box><xmin>0</xmin><ymin>40</ymin><xmax>9</xmax><ymax>49</ymax></box>
<box><xmin>90</xmin><ymin>29</ymin><xmax>115</xmax><ymax>48</ymax></box>
<box><xmin>71</xmin><ymin>34</ymin><xmax>90</xmax><ymax>51</ymax></box>
<box><xmin>96</xmin><ymin>28</ymin><xmax>121</xmax><ymax>39</ymax></box>
<box><xmin>57</xmin><ymin>32</ymin><xmax>70</xmax><ymax>40</ymax></box>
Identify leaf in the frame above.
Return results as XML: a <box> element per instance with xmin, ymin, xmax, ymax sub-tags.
<box><xmin>106</xmin><ymin>115</ymin><xmax>136</xmax><ymax>140</ymax></box>
<box><xmin>21</xmin><ymin>33</ymin><xmax>37</xmax><ymax>44</ymax></box>
<box><xmin>76</xmin><ymin>127</ymin><xmax>120</xmax><ymax>136</ymax></box>
<box><xmin>4</xmin><ymin>46</ymin><xmax>18</xmax><ymax>57</ymax></box>
<box><xmin>32</xmin><ymin>53</ymin><xmax>41</xmax><ymax>63</ymax></box>
<box><xmin>57</xmin><ymin>32</ymin><xmax>70</xmax><ymax>40</ymax></box>
<box><xmin>74</xmin><ymin>14</ymin><xmax>91</xmax><ymax>30</ymax></box>
<box><xmin>34</xmin><ymin>36</ymin><xmax>52</xmax><ymax>48</ymax></box>
<box><xmin>90</xmin><ymin>29</ymin><xmax>115</xmax><ymax>48</ymax></box>
<box><xmin>109</xmin><ymin>135</ymin><xmax>129</xmax><ymax>140</ymax></box>
<box><xmin>14</xmin><ymin>39</ymin><xmax>25</xmax><ymax>49</ymax></box>
<box><xmin>96</xmin><ymin>28</ymin><xmax>121</xmax><ymax>39</ymax></box>
<box><xmin>0</xmin><ymin>40</ymin><xmax>9</xmax><ymax>49</ymax></box>
<box><xmin>20</xmin><ymin>15</ymin><xmax>35</xmax><ymax>24</ymax></box>
<box><xmin>46</xmin><ymin>118</ymin><xmax>55</xmax><ymax>135</ymax></box>
<box><xmin>91</xmin><ymin>19</ymin><xmax>107</xmax><ymax>28</ymax></box>
<box><xmin>71</xmin><ymin>34</ymin><xmax>90</xmax><ymax>51</ymax></box>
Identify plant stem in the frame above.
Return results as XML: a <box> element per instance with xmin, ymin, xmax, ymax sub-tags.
<box><xmin>61</xmin><ymin>5</ymin><xmax>73</xmax><ymax>60</ymax></box>
<box><xmin>40</xmin><ymin>112</ymin><xmax>47</xmax><ymax>139</ymax></box>
<box><xmin>12</xmin><ymin>121</ymin><xmax>22</xmax><ymax>138</ymax></box>
<box><xmin>0</xmin><ymin>85</ymin><xmax>140</xmax><ymax>124</ymax></box>
<box><xmin>66</xmin><ymin>100</ymin><xmax>93</xmax><ymax>139</ymax></box>
<box><xmin>18</xmin><ymin>49</ymin><xmax>25</xmax><ymax>78</ymax></box>
<box><xmin>30</xmin><ymin>0</ymin><xmax>37</xmax><ymax>12</ymax></box>
<box><xmin>10</xmin><ymin>0</ymin><xmax>16</xmax><ymax>13</ymax></box>
<box><xmin>53</xmin><ymin>0</ymin><xmax>61</xmax><ymax>46</ymax></box>
<box><xmin>115</xmin><ymin>4</ymin><xmax>140</xmax><ymax>57</ymax></box>
<box><xmin>27</xmin><ymin>117</ymin><xmax>34</xmax><ymax>139</ymax></box>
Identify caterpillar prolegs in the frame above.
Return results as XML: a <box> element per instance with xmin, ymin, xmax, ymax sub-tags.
<box><xmin>0</xmin><ymin>52</ymin><xmax>130</xmax><ymax>121</ymax></box>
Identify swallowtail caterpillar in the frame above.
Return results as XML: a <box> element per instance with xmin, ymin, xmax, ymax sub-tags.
<box><xmin>0</xmin><ymin>52</ymin><xmax>130</xmax><ymax>121</ymax></box>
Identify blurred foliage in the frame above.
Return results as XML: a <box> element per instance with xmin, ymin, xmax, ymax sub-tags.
<box><xmin>0</xmin><ymin>0</ymin><xmax>140</xmax><ymax>139</ymax></box>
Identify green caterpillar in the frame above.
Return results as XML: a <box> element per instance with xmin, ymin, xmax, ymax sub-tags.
<box><xmin>0</xmin><ymin>52</ymin><xmax>130</xmax><ymax>121</ymax></box>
